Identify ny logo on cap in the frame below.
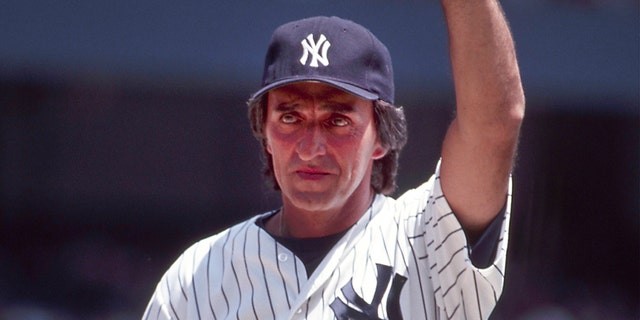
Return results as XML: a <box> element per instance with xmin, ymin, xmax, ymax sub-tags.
<box><xmin>300</xmin><ymin>34</ymin><xmax>331</xmax><ymax>67</ymax></box>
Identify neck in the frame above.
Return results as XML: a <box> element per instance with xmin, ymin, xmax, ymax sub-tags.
<box><xmin>277</xmin><ymin>188</ymin><xmax>376</xmax><ymax>238</ymax></box>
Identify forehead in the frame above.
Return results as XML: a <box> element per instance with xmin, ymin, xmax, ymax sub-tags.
<box><xmin>267</xmin><ymin>82</ymin><xmax>369</xmax><ymax>103</ymax></box>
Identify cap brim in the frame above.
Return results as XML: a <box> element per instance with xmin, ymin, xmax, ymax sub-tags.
<box><xmin>251</xmin><ymin>77</ymin><xmax>379</xmax><ymax>101</ymax></box>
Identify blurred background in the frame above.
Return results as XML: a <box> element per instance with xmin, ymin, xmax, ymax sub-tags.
<box><xmin>1</xmin><ymin>0</ymin><xmax>638</xmax><ymax>319</ymax></box>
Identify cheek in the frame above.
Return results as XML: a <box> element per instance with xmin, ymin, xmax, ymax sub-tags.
<box><xmin>264</xmin><ymin>128</ymin><xmax>296</xmax><ymax>165</ymax></box>
<box><xmin>263</xmin><ymin>124</ymin><xmax>280</xmax><ymax>155</ymax></box>
<box><xmin>355</xmin><ymin>125</ymin><xmax>386</xmax><ymax>160</ymax></box>
<box><xmin>266</xmin><ymin>124</ymin><xmax>299</xmax><ymax>150</ymax></box>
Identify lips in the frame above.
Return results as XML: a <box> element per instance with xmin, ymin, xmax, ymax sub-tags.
<box><xmin>295</xmin><ymin>168</ymin><xmax>331</xmax><ymax>180</ymax></box>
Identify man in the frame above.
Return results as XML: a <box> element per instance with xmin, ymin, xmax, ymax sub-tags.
<box><xmin>143</xmin><ymin>0</ymin><xmax>524</xmax><ymax>319</ymax></box>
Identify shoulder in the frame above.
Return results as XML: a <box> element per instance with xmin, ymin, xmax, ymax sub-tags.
<box><xmin>392</xmin><ymin>163</ymin><xmax>441</xmax><ymax>216</ymax></box>
<box><xmin>165</xmin><ymin>212</ymin><xmax>274</xmax><ymax>278</ymax></box>
<box><xmin>194</xmin><ymin>211</ymin><xmax>273</xmax><ymax>251</ymax></box>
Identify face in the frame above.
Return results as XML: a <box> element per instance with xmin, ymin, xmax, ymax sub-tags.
<box><xmin>264</xmin><ymin>82</ymin><xmax>387</xmax><ymax>213</ymax></box>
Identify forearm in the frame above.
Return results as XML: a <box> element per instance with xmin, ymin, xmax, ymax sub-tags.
<box><xmin>439</xmin><ymin>0</ymin><xmax>525</xmax><ymax>234</ymax></box>
<box><xmin>442</xmin><ymin>0</ymin><xmax>525</xmax><ymax>133</ymax></box>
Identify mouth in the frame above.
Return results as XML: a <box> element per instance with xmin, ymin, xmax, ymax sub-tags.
<box><xmin>295</xmin><ymin>168</ymin><xmax>331</xmax><ymax>180</ymax></box>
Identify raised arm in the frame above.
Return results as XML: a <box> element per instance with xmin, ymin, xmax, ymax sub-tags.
<box><xmin>439</xmin><ymin>0</ymin><xmax>525</xmax><ymax>239</ymax></box>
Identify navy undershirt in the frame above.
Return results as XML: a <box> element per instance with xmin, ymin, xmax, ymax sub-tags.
<box><xmin>468</xmin><ymin>204</ymin><xmax>507</xmax><ymax>268</ymax></box>
<box><xmin>256</xmin><ymin>214</ymin><xmax>348</xmax><ymax>276</ymax></box>
<box><xmin>256</xmin><ymin>205</ymin><xmax>505</xmax><ymax>276</ymax></box>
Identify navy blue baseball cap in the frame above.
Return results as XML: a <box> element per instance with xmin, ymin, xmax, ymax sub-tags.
<box><xmin>252</xmin><ymin>16</ymin><xmax>395</xmax><ymax>104</ymax></box>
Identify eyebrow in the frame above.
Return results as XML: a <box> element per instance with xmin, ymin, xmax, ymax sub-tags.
<box><xmin>273</xmin><ymin>85</ymin><xmax>358</xmax><ymax>111</ymax></box>
<box><xmin>322</xmin><ymin>102</ymin><xmax>355</xmax><ymax>113</ymax></box>
<box><xmin>275</xmin><ymin>101</ymin><xmax>355</xmax><ymax>114</ymax></box>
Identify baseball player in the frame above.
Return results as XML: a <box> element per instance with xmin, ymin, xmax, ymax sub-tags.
<box><xmin>143</xmin><ymin>1</ymin><xmax>524</xmax><ymax>319</ymax></box>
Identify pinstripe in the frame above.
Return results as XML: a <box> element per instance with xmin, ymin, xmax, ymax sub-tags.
<box><xmin>241</xmin><ymin>226</ymin><xmax>259</xmax><ymax>319</ymax></box>
<box><xmin>293</xmin><ymin>250</ymin><xmax>302</xmax><ymax>293</ymax></box>
<box><xmin>446</xmin><ymin>302</ymin><xmax>460</xmax><ymax>319</ymax></box>
<box><xmin>275</xmin><ymin>242</ymin><xmax>292</xmax><ymax>309</ymax></box>
<box><xmin>410</xmin><ymin>244</ymin><xmax>428</xmax><ymax>319</ymax></box>
<box><xmin>392</xmin><ymin>214</ymin><xmax>409</xmax><ymax>271</ymax></box>
<box><xmin>438</xmin><ymin>246</ymin><xmax>466</xmax><ymax>274</ymax></box>
<box><xmin>461</xmin><ymin>290</ymin><xmax>467</xmax><ymax>320</ymax></box>
<box><xmin>257</xmin><ymin>228</ymin><xmax>277</xmax><ymax>319</ymax></box>
<box><xmin>205</xmin><ymin>246</ymin><xmax>218</xmax><ymax>320</ymax></box>
<box><xmin>176</xmin><ymin>254</ymin><xmax>188</xmax><ymax>301</ymax></box>
<box><xmin>434</xmin><ymin>227</ymin><xmax>463</xmax><ymax>250</ymax></box>
<box><xmin>378</xmin><ymin>225</ymin><xmax>392</xmax><ymax>266</ymax></box>
<box><xmin>360</xmin><ymin>230</ymin><xmax>374</xmax><ymax>297</ymax></box>
<box><xmin>304</xmin><ymin>297</ymin><xmax>311</xmax><ymax>318</ymax></box>
<box><xmin>218</xmin><ymin>231</ymin><xmax>231</xmax><ymax>318</ymax></box>
<box><xmin>473</xmin><ymin>267</ymin><xmax>499</xmax><ymax>304</ymax></box>
<box><xmin>433</xmin><ymin>212</ymin><xmax>454</xmax><ymax>228</ymax></box>
<box><xmin>442</xmin><ymin>268</ymin><xmax>467</xmax><ymax>298</ymax></box>
<box><xmin>491</xmin><ymin>279</ymin><xmax>498</xmax><ymax>303</ymax></box>
<box><xmin>165</xmin><ymin>273</ymin><xmax>178</xmax><ymax>319</ymax></box>
<box><xmin>348</xmin><ymin>201</ymin><xmax>375</xmax><ymax>300</ymax></box>
<box><xmin>228</xmin><ymin>226</ymin><xmax>243</xmax><ymax>320</ymax></box>
<box><xmin>492</xmin><ymin>263</ymin><xmax>504</xmax><ymax>278</ymax></box>
<box><xmin>407</xmin><ymin>221</ymin><xmax>430</xmax><ymax>318</ymax></box>
<box><xmin>335</xmin><ymin>263</ymin><xmax>342</xmax><ymax>294</ymax></box>
<box><xmin>191</xmin><ymin>245</ymin><xmax>202</xmax><ymax>320</ymax></box>
<box><xmin>347</xmin><ymin>245</ymin><xmax>357</xmax><ymax>285</ymax></box>
<box><xmin>320</xmin><ymin>285</ymin><xmax>326</xmax><ymax>317</ymax></box>
<box><xmin>408</xmin><ymin>231</ymin><xmax>426</xmax><ymax>240</ymax></box>
<box><xmin>472</xmin><ymin>271</ymin><xmax>482</xmax><ymax>319</ymax></box>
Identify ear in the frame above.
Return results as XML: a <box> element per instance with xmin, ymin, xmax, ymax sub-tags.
<box><xmin>371</xmin><ymin>142</ymin><xmax>389</xmax><ymax>160</ymax></box>
<box><xmin>265</xmin><ymin>139</ymin><xmax>273</xmax><ymax>155</ymax></box>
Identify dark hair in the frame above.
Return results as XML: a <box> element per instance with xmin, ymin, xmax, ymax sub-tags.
<box><xmin>247</xmin><ymin>95</ymin><xmax>408</xmax><ymax>195</ymax></box>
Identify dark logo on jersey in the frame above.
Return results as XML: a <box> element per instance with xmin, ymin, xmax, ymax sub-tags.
<box><xmin>329</xmin><ymin>264</ymin><xmax>407</xmax><ymax>320</ymax></box>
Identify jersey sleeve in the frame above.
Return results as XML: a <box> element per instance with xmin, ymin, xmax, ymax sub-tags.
<box><xmin>398</xmin><ymin>159</ymin><xmax>511</xmax><ymax>319</ymax></box>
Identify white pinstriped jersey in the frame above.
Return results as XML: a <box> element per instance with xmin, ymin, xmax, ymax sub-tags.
<box><xmin>143</xmin><ymin>162</ymin><xmax>511</xmax><ymax>320</ymax></box>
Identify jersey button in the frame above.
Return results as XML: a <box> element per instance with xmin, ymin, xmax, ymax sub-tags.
<box><xmin>278</xmin><ymin>253</ymin><xmax>288</xmax><ymax>262</ymax></box>
<box><xmin>296</xmin><ymin>308</ymin><xmax>303</xmax><ymax>314</ymax></box>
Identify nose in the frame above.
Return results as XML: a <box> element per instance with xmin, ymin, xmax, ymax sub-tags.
<box><xmin>296</xmin><ymin>124</ymin><xmax>326</xmax><ymax>161</ymax></box>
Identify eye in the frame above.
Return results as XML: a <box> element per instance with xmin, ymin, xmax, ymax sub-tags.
<box><xmin>329</xmin><ymin>116</ymin><xmax>350</xmax><ymax>127</ymax></box>
<box><xmin>280</xmin><ymin>113</ymin><xmax>299</xmax><ymax>124</ymax></box>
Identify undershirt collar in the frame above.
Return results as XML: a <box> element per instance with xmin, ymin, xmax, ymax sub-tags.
<box><xmin>256</xmin><ymin>212</ymin><xmax>349</xmax><ymax>276</ymax></box>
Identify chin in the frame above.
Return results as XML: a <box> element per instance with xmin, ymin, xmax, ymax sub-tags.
<box><xmin>286</xmin><ymin>190</ymin><xmax>342</xmax><ymax>212</ymax></box>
